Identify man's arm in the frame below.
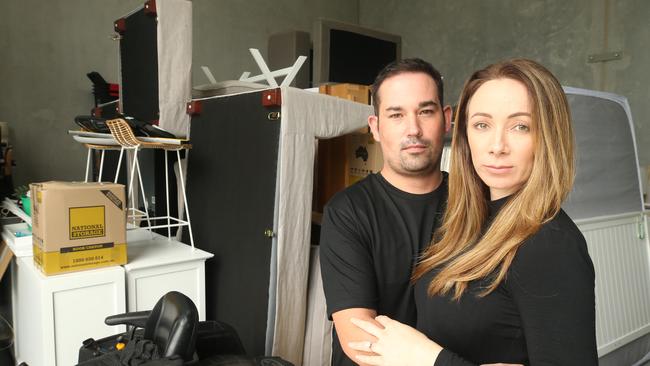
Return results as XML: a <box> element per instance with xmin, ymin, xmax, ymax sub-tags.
<box><xmin>319</xmin><ymin>194</ymin><xmax>381</xmax><ymax>364</ymax></box>
<box><xmin>332</xmin><ymin>308</ymin><xmax>378</xmax><ymax>366</ymax></box>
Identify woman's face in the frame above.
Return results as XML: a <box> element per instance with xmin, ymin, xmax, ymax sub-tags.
<box><xmin>466</xmin><ymin>78</ymin><xmax>535</xmax><ymax>200</ymax></box>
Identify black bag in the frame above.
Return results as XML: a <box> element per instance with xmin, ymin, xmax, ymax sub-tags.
<box><xmin>77</xmin><ymin>339</ymin><xmax>183</xmax><ymax>366</ymax></box>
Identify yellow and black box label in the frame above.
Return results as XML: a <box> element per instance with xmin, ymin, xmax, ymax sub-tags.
<box><xmin>33</xmin><ymin>244</ymin><xmax>43</xmax><ymax>267</ymax></box>
<box><xmin>69</xmin><ymin>206</ymin><xmax>105</xmax><ymax>240</ymax></box>
<box><xmin>34</xmin><ymin>242</ymin><xmax>127</xmax><ymax>275</ymax></box>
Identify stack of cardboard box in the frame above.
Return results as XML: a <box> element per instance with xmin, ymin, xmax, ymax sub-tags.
<box><xmin>314</xmin><ymin>84</ymin><xmax>383</xmax><ymax>213</ymax></box>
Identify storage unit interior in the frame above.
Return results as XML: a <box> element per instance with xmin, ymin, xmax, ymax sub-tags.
<box><xmin>1</xmin><ymin>1</ymin><xmax>650</xmax><ymax>366</ymax></box>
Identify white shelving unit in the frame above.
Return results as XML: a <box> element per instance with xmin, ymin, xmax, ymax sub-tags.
<box><xmin>124</xmin><ymin>229</ymin><xmax>213</xmax><ymax>320</ymax></box>
<box><xmin>9</xmin><ymin>228</ymin><xmax>213</xmax><ymax>366</ymax></box>
<box><xmin>11</xmin><ymin>257</ymin><xmax>126</xmax><ymax>366</ymax></box>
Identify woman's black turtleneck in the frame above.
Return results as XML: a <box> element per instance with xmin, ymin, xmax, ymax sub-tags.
<box><xmin>415</xmin><ymin>197</ymin><xmax>598</xmax><ymax>366</ymax></box>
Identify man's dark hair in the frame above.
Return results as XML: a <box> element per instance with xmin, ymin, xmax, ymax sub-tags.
<box><xmin>370</xmin><ymin>58</ymin><xmax>444</xmax><ymax>116</ymax></box>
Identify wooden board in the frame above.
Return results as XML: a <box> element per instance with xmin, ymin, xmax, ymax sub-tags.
<box><xmin>0</xmin><ymin>241</ymin><xmax>13</xmax><ymax>281</ymax></box>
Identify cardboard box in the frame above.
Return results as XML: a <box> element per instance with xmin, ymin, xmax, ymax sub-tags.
<box><xmin>346</xmin><ymin>133</ymin><xmax>383</xmax><ymax>185</ymax></box>
<box><xmin>314</xmin><ymin>133</ymin><xmax>384</xmax><ymax>212</ymax></box>
<box><xmin>314</xmin><ymin>135</ymin><xmax>348</xmax><ymax>213</ymax></box>
<box><xmin>319</xmin><ymin>83</ymin><xmax>371</xmax><ymax>104</ymax></box>
<box><xmin>30</xmin><ymin>181</ymin><xmax>127</xmax><ymax>275</ymax></box>
<box><xmin>319</xmin><ymin>83</ymin><xmax>371</xmax><ymax>134</ymax></box>
<box><xmin>314</xmin><ymin>84</ymin><xmax>382</xmax><ymax>211</ymax></box>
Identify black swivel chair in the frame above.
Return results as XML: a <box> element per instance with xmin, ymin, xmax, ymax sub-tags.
<box><xmin>78</xmin><ymin>291</ymin><xmax>200</xmax><ymax>364</ymax></box>
<box><xmin>78</xmin><ymin>291</ymin><xmax>292</xmax><ymax>366</ymax></box>
<box><xmin>134</xmin><ymin>291</ymin><xmax>198</xmax><ymax>361</ymax></box>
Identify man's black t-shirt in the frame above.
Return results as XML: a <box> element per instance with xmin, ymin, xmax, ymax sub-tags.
<box><xmin>320</xmin><ymin>172</ymin><xmax>448</xmax><ymax>366</ymax></box>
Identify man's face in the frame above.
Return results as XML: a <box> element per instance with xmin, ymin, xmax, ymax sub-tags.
<box><xmin>369</xmin><ymin>72</ymin><xmax>451</xmax><ymax>178</ymax></box>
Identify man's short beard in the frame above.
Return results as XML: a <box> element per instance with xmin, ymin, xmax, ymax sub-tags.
<box><xmin>390</xmin><ymin>137</ymin><xmax>442</xmax><ymax>176</ymax></box>
<box><xmin>397</xmin><ymin>152</ymin><xmax>439</xmax><ymax>175</ymax></box>
<box><xmin>400</xmin><ymin>155</ymin><xmax>435</xmax><ymax>173</ymax></box>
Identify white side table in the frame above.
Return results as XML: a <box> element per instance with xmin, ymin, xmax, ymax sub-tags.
<box><xmin>11</xmin><ymin>257</ymin><xmax>126</xmax><ymax>366</ymax></box>
<box><xmin>124</xmin><ymin>229</ymin><xmax>213</xmax><ymax>320</ymax></box>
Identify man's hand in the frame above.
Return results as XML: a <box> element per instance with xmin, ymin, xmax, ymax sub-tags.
<box><xmin>332</xmin><ymin>308</ymin><xmax>379</xmax><ymax>365</ymax></box>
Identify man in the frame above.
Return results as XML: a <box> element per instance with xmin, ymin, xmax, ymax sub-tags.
<box><xmin>320</xmin><ymin>58</ymin><xmax>451</xmax><ymax>366</ymax></box>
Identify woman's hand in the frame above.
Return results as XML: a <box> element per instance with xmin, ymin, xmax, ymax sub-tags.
<box><xmin>348</xmin><ymin>315</ymin><xmax>442</xmax><ymax>366</ymax></box>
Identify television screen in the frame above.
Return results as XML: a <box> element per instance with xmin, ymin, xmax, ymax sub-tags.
<box><xmin>329</xmin><ymin>29</ymin><xmax>398</xmax><ymax>85</ymax></box>
<box><xmin>313</xmin><ymin>19</ymin><xmax>401</xmax><ymax>87</ymax></box>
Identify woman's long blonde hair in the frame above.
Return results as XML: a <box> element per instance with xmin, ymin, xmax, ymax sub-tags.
<box><xmin>413</xmin><ymin>59</ymin><xmax>575</xmax><ymax>299</ymax></box>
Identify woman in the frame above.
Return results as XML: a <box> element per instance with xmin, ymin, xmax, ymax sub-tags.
<box><xmin>348</xmin><ymin>59</ymin><xmax>598</xmax><ymax>365</ymax></box>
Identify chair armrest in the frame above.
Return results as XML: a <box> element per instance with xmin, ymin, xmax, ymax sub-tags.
<box><xmin>105</xmin><ymin>310</ymin><xmax>151</xmax><ymax>328</ymax></box>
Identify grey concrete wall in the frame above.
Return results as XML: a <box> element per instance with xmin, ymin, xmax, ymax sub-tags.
<box><xmin>6</xmin><ymin>0</ymin><xmax>646</xmax><ymax>191</ymax></box>
<box><xmin>192</xmin><ymin>0</ymin><xmax>358</xmax><ymax>85</ymax></box>
<box><xmin>0</xmin><ymin>0</ymin><xmax>359</xmax><ymax>187</ymax></box>
<box><xmin>359</xmin><ymin>0</ymin><xmax>650</xmax><ymax>192</ymax></box>
<box><xmin>0</xmin><ymin>0</ymin><xmax>142</xmax><ymax>186</ymax></box>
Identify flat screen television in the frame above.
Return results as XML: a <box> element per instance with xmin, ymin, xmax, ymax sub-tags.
<box><xmin>312</xmin><ymin>19</ymin><xmax>402</xmax><ymax>86</ymax></box>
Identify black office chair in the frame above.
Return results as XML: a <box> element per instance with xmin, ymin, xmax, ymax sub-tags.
<box><xmin>78</xmin><ymin>291</ymin><xmax>200</xmax><ymax>364</ymax></box>
<box><xmin>78</xmin><ymin>291</ymin><xmax>292</xmax><ymax>366</ymax></box>
<box><xmin>136</xmin><ymin>291</ymin><xmax>198</xmax><ymax>360</ymax></box>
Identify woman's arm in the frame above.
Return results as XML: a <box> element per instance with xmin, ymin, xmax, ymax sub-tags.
<box><xmin>509</xmin><ymin>218</ymin><xmax>598</xmax><ymax>365</ymax></box>
<box><xmin>348</xmin><ymin>315</ymin><xmax>442</xmax><ymax>366</ymax></box>
<box><xmin>349</xmin><ymin>316</ymin><xmax>522</xmax><ymax>366</ymax></box>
